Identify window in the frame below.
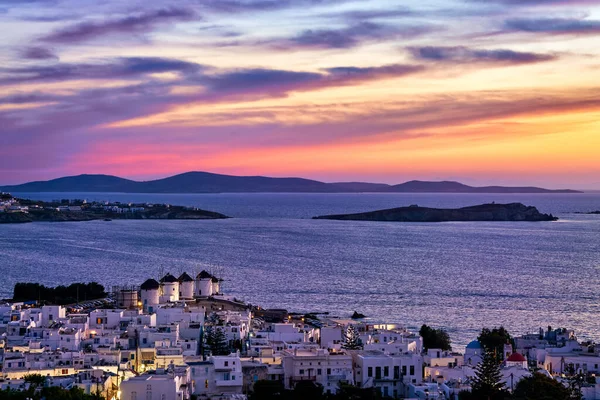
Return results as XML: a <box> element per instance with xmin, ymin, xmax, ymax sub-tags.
<box><xmin>62</xmin><ymin>369</ymin><xmax>68</xmax><ymax>374</ymax></box>
<box><xmin>394</xmin><ymin>366</ymin><xmax>400</xmax><ymax>379</ymax></box>
<box><xmin>225</xmin><ymin>361</ymin><xmax>229</xmax><ymax>367</ymax></box>
<box><xmin>317</xmin><ymin>369</ymin><xmax>322</xmax><ymax>375</ymax></box>
<box><xmin>368</xmin><ymin>367</ymin><xmax>373</xmax><ymax>377</ymax></box>
<box><xmin>383</xmin><ymin>387</ymin><xmax>389</xmax><ymax>396</ymax></box>
<box><xmin>402</xmin><ymin>366</ymin><xmax>407</xmax><ymax>375</ymax></box>
<box><xmin>375</xmin><ymin>367</ymin><xmax>381</xmax><ymax>380</ymax></box>
<box><xmin>327</xmin><ymin>368</ymin><xmax>331</xmax><ymax>375</ymax></box>
<box><xmin>299</xmin><ymin>369</ymin><xmax>304</xmax><ymax>375</ymax></box>
<box><xmin>409</xmin><ymin>366</ymin><xmax>415</xmax><ymax>376</ymax></box>
<box><xmin>131</xmin><ymin>391</ymin><xmax>137</xmax><ymax>400</ymax></box>
<box><xmin>384</xmin><ymin>366</ymin><xmax>389</xmax><ymax>377</ymax></box>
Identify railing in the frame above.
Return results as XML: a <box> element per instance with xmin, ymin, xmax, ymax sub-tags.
<box><xmin>291</xmin><ymin>376</ymin><xmax>316</xmax><ymax>382</ymax></box>
<box><xmin>373</xmin><ymin>377</ymin><xmax>403</xmax><ymax>382</ymax></box>
<box><xmin>215</xmin><ymin>379</ymin><xmax>242</xmax><ymax>387</ymax></box>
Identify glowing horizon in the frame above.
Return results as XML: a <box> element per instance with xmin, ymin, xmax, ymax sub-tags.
<box><xmin>1</xmin><ymin>0</ymin><xmax>600</xmax><ymax>189</ymax></box>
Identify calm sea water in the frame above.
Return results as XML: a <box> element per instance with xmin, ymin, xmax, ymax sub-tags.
<box><xmin>2</xmin><ymin>192</ymin><xmax>600</xmax><ymax>349</ymax></box>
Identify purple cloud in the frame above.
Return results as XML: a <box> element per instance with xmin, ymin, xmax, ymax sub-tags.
<box><xmin>504</xmin><ymin>18</ymin><xmax>600</xmax><ymax>34</ymax></box>
<box><xmin>40</xmin><ymin>7</ymin><xmax>197</xmax><ymax>44</ymax></box>
<box><xmin>199</xmin><ymin>0</ymin><xmax>344</xmax><ymax>13</ymax></box>
<box><xmin>0</xmin><ymin>57</ymin><xmax>203</xmax><ymax>84</ymax></box>
<box><xmin>475</xmin><ymin>0</ymin><xmax>600</xmax><ymax>5</ymax></box>
<box><xmin>325</xmin><ymin>64</ymin><xmax>424</xmax><ymax>83</ymax></box>
<box><xmin>196</xmin><ymin>64</ymin><xmax>423</xmax><ymax>98</ymax></box>
<box><xmin>276</xmin><ymin>22</ymin><xmax>432</xmax><ymax>50</ymax></box>
<box><xmin>21</xmin><ymin>46</ymin><xmax>58</xmax><ymax>60</ymax></box>
<box><xmin>408</xmin><ymin>46</ymin><xmax>558</xmax><ymax>65</ymax></box>
<box><xmin>202</xmin><ymin>69</ymin><xmax>322</xmax><ymax>93</ymax></box>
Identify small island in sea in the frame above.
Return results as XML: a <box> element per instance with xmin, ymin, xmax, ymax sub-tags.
<box><xmin>313</xmin><ymin>202</ymin><xmax>558</xmax><ymax>222</ymax></box>
<box><xmin>0</xmin><ymin>193</ymin><xmax>228</xmax><ymax>223</ymax></box>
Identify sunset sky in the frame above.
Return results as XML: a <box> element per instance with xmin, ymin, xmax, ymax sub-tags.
<box><xmin>1</xmin><ymin>0</ymin><xmax>600</xmax><ymax>188</ymax></box>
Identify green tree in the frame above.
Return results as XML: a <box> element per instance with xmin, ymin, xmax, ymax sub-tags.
<box><xmin>419</xmin><ymin>324</ymin><xmax>452</xmax><ymax>351</ymax></box>
<box><xmin>479</xmin><ymin>327</ymin><xmax>512</xmax><ymax>362</ymax></box>
<box><xmin>469</xmin><ymin>349</ymin><xmax>507</xmax><ymax>400</ymax></box>
<box><xmin>206</xmin><ymin>326</ymin><xmax>230</xmax><ymax>355</ymax></box>
<box><xmin>331</xmin><ymin>382</ymin><xmax>385</xmax><ymax>399</ymax></box>
<box><xmin>563</xmin><ymin>364</ymin><xmax>584</xmax><ymax>400</ymax></box>
<box><xmin>250</xmin><ymin>380</ymin><xmax>286</xmax><ymax>400</ymax></box>
<box><xmin>23</xmin><ymin>373</ymin><xmax>46</xmax><ymax>387</ymax></box>
<box><xmin>512</xmin><ymin>373</ymin><xmax>571</xmax><ymax>400</ymax></box>
<box><xmin>292</xmin><ymin>381</ymin><xmax>324</xmax><ymax>400</ymax></box>
<box><xmin>341</xmin><ymin>324</ymin><xmax>362</xmax><ymax>350</ymax></box>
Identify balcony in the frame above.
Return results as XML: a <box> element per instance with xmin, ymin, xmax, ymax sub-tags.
<box><xmin>328</xmin><ymin>375</ymin><xmax>347</xmax><ymax>381</ymax></box>
<box><xmin>291</xmin><ymin>376</ymin><xmax>316</xmax><ymax>382</ymax></box>
<box><xmin>216</xmin><ymin>379</ymin><xmax>242</xmax><ymax>387</ymax></box>
<box><xmin>214</xmin><ymin>367</ymin><xmax>235</xmax><ymax>372</ymax></box>
<box><xmin>374</xmin><ymin>377</ymin><xmax>402</xmax><ymax>382</ymax></box>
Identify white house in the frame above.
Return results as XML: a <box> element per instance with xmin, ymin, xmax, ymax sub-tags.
<box><xmin>281</xmin><ymin>347</ymin><xmax>353</xmax><ymax>394</ymax></box>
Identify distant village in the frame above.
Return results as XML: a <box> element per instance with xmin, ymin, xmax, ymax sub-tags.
<box><xmin>1</xmin><ymin>192</ymin><xmax>185</xmax><ymax>214</ymax></box>
<box><xmin>1</xmin><ymin>270</ymin><xmax>599</xmax><ymax>400</ymax></box>
<box><xmin>0</xmin><ymin>193</ymin><xmax>224</xmax><ymax>222</ymax></box>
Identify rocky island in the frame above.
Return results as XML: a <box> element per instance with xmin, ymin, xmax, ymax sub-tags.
<box><xmin>0</xmin><ymin>193</ymin><xmax>228</xmax><ymax>223</ymax></box>
<box><xmin>313</xmin><ymin>203</ymin><xmax>557</xmax><ymax>222</ymax></box>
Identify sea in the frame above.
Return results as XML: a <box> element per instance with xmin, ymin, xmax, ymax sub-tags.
<box><xmin>2</xmin><ymin>192</ymin><xmax>599</xmax><ymax>350</ymax></box>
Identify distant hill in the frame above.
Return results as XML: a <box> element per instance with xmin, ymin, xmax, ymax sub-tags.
<box><xmin>388</xmin><ymin>180</ymin><xmax>579</xmax><ymax>194</ymax></box>
<box><xmin>0</xmin><ymin>172</ymin><xmax>582</xmax><ymax>194</ymax></box>
<box><xmin>313</xmin><ymin>203</ymin><xmax>558</xmax><ymax>222</ymax></box>
<box><xmin>0</xmin><ymin>174</ymin><xmax>137</xmax><ymax>192</ymax></box>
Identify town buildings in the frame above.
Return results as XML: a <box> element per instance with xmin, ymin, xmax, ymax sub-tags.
<box><xmin>2</xmin><ymin>273</ymin><xmax>600</xmax><ymax>399</ymax></box>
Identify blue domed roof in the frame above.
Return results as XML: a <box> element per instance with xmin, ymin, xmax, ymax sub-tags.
<box><xmin>466</xmin><ymin>340</ymin><xmax>482</xmax><ymax>349</ymax></box>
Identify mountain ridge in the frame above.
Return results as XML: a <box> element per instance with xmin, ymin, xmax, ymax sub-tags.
<box><xmin>0</xmin><ymin>172</ymin><xmax>582</xmax><ymax>194</ymax></box>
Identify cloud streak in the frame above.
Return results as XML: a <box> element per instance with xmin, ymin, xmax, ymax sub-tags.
<box><xmin>0</xmin><ymin>57</ymin><xmax>204</xmax><ymax>84</ymax></box>
<box><xmin>21</xmin><ymin>46</ymin><xmax>59</xmax><ymax>60</ymax></box>
<box><xmin>270</xmin><ymin>22</ymin><xmax>434</xmax><ymax>50</ymax></box>
<box><xmin>40</xmin><ymin>7</ymin><xmax>197</xmax><ymax>44</ymax></box>
<box><xmin>198</xmin><ymin>0</ymin><xmax>345</xmax><ymax>13</ymax></box>
<box><xmin>504</xmin><ymin>18</ymin><xmax>600</xmax><ymax>35</ymax></box>
<box><xmin>408</xmin><ymin>46</ymin><xmax>558</xmax><ymax>65</ymax></box>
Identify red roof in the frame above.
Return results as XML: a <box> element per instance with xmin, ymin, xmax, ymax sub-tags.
<box><xmin>507</xmin><ymin>353</ymin><xmax>526</xmax><ymax>362</ymax></box>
